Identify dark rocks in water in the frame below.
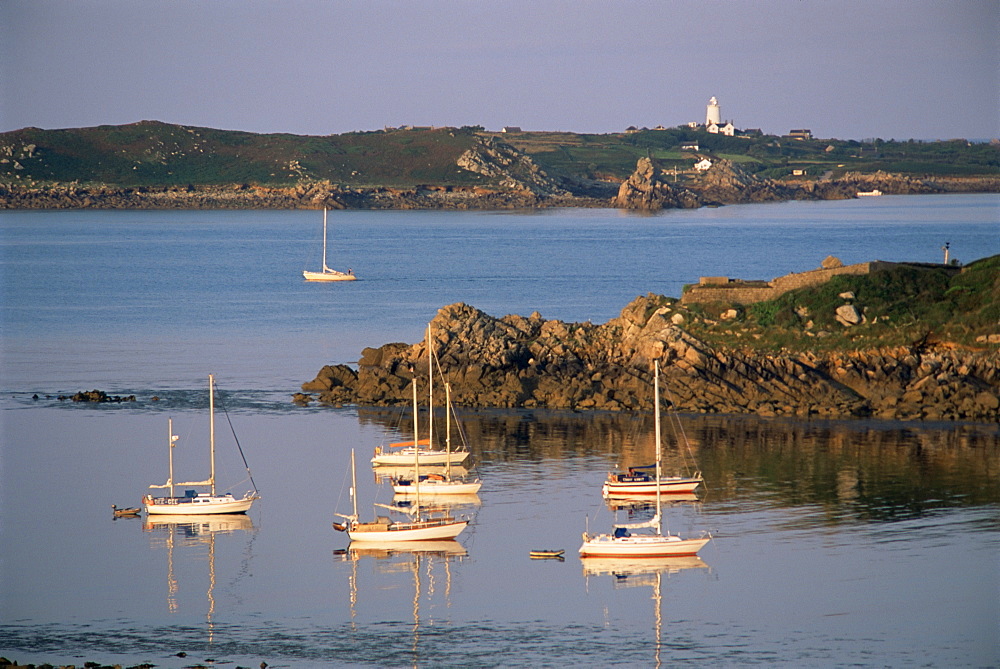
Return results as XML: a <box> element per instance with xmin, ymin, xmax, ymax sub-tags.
<box><xmin>62</xmin><ymin>389</ymin><xmax>136</xmax><ymax>403</ymax></box>
<box><xmin>300</xmin><ymin>296</ymin><xmax>1000</xmax><ymax>422</ymax></box>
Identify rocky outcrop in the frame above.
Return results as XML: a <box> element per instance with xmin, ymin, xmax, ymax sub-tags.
<box><xmin>613</xmin><ymin>157</ymin><xmax>699</xmax><ymax>210</ymax></box>
<box><xmin>801</xmin><ymin>170</ymin><xmax>942</xmax><ymax>199</ymax></box>
<box><xmin>457</xmin><ymin>137</ymin><xmax>571</xmax><ymax>196</ymax></box>
<box><xmin>688</xmin><ymin>159</ymin><xmax>794</xmax><ymax>204</ymax></box>
<box><xmin>299</xmin><ymin>296</ymin><xmax>1000</xmax><ymax>422</ymax></box>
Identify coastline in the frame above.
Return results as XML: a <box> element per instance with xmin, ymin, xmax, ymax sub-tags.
<box><xmin>2</xmin><ymin>173</ymin><xmax>997</xmax><ymax>211</ymax></box>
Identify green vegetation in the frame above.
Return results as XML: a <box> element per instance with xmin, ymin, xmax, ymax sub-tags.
<box><xmin>685</xmin><ymin>256</ymin><xmax>1000</xmax><ymax>353</ymax></box>
<box><xmin>1</xmin><ymin>121</ymin><xmax>996</xmax><ymax>190</ymax></box>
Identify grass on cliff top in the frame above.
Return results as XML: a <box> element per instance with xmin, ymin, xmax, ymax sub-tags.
<box><xmin>684</xmin><ymin>255</ymin><xmax>1000</xmax><ymax>353</ymax></box>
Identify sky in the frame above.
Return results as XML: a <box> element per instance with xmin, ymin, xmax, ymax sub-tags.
<box><xmin>1</xmin><ymin>0</ymin><xmax>998</xmax><ymax>141</ymax></box>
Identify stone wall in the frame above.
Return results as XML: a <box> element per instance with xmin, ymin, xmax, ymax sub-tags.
<box><xmin>681</xmin><ymin>260</ymin><xmax>955</xmax><ymax>305</ymax></box>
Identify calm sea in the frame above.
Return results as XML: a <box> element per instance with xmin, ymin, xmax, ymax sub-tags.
<box><xmin>1</xmin><ymin>194</ymin><xmax>998</xmax><ymax>667</ymax></box>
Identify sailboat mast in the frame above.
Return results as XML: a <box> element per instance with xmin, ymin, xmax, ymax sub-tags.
<box><xmin>209</xmin><ymin>374</ymin><xmax>216</xmax><ymax>495</ymax></box>
<box><xmin>413</xmin><ymin>374</ymin><xmax>421</xmax><ymax>514</ymax></box>
<box><xmin>168</xmin><ymin>417</ymin><xmax>175</xmax><ymax>498</ymax></box>
<box><xmin>654</xmin><ymin>360</ymin><xmax>662</xmax><ymax>535</ymax></box>
<box><xmin>427</xmin><ymin>324</ymin><xmax>433</xmax><ymax>450</ymax></box>
<box><xmin>322</xmin><ymin>208</ymin><xmax>330</xmax><ymax>272</ymax></box>
<box><xmin>350</xmin><ymin>448</ymin><xmax>358</xmax><ymax>520</ymax></box>
<box><xmin>445</xmin><ymin>382</ymin><xmax>452</xmax><ymax>480</ymax></box>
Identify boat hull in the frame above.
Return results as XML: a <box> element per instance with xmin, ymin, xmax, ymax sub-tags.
<box><xmin>579</xmin><ymin>533</ymin><xmax>710</xmax><ymax>558</ymax></box>
<box><xmin>303</xmin><ymin>270</ymin><xmax>357</xmax><ymax>282</ymax></box>
<box><xmin>144</xmin><ymin>494</ymin><xmax>256</xmax><ymax>515</ymax></box>
<box><xmin>372</xmin><ymin>448</ymin><xmax>469</xmax><ymax>466</ymax></box>
<box><xmin>392</xmin><ymin>479</ymin><xmax>482</xmax><ymax>495</ymax></box>
<box><xmin>348</xmin><ymin>519</ymin><xmax>468</xmax><ymax>542</ymax></box>
<box><xmin>602</xmin><ymin>476</ymin><xmax>702</xmax><ymax>496</ymax></box>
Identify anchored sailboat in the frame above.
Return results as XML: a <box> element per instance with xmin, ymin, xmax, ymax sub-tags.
<box><xmin>303</xmin><ymin>207</ymin><xmax>356</xmax><ymax>282</ymax></box>
<box><xmin>602</xmin><ymin>368</ymin><xmax>702</xmax><ymax>497</ymax></box>
<box><xmin>372</xmin><ymin>325</ymin><xmax>470</xmax><ymax>468</ymax></box>
<box><xmin>336</xmin><ymin>372</ymin><xmax>469</xmax><ymax>541</ymax></box>
<box><xmin>392</xmin><ymin>325</ymin><xmax>481</xmax><ymax>495</ymax></box>
<box><xmin>335</xmin><ymin>448</ymin><xmax>470</xmax><ymax>542</ymax></box>
<box><xmin>580</xmin><ymin>361</ymin><xmax>710</xmax><ymax>558</ymax></box>
<box><xmin>144</xmin><ymin>375</ymin><xmax>260</xmax><ymax>515</ymax></box>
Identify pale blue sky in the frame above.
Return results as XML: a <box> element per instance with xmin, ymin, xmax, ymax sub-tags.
<box><xmin>2</xmin><ymin>0</ymin><xmax>997</xmax><ymax>140</ymax></box>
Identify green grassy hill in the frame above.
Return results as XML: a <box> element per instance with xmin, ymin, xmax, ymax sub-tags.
<box><xmin>2</xmin><ymin>121</ymin><xmax>997</xmax><ymax>190</ymax></box>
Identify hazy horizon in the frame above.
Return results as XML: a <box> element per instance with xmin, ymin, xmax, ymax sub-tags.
<box><xmin>1</xmin><ymin>0</ymin><xmax>997</xmax><ymax>142</ymax></box>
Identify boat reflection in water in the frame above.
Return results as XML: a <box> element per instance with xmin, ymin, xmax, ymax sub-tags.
<box><xmin>583</xmin><ymin>556</ymin><xmax>710</xmax><ymax>668</ymax></box>
<box><xmin>143</xmin><ymin>515</ymin><xmax>255</xmax><ymax>641</ymax></box>
<box><xmin>604</xmin><ymin>492</ymin><xmax>701</xmax><ymax>512</ymax></box>
<box><xmin>336</xmin><ymin>540</ymin><xmax>467</xmax><ymax>660</ymax></box>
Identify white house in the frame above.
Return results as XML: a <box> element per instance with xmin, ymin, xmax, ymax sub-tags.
<box><xmin>707</xmin><ymin>121</ymin><xmax>736</xmax><ymax>136</ymax></box>
<box><xmin>694</xmin><ymin>158</ymin><xmax>713</xmax><ymax>171</ymax></box>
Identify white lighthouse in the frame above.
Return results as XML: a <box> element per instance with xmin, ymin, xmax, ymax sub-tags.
<box><xmin>706</xmin><ymin>96</ymin><xmax>721</xmax><ymax>126</ymax></box>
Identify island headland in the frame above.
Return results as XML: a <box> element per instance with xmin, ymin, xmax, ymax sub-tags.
<box><xmin>299</xmin><ymin>256</ymin><xmax>1000</xmax><ymax>422</ymax></box>
<box><xmin>2</xmin><ymin>122</ymin><xmax>997</xmax><ymax>210</ymax></box>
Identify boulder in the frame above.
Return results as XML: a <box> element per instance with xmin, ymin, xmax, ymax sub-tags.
<box><xmin>835</xmin><ymin>304</ymin><xmax>864</xmax><ymax>327</ymax></box>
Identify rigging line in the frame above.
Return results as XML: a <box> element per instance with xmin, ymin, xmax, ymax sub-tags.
<box><xmin>214</xmin><ymin>381</ymin><xmax>259</xmax><ymax>494</ymax></box>
<box><xmin>660</xmin><ymin>379</ymin><xmax>703</xmax><ymax>484</ymax></box>
<box><xmin>430</xmin><ymin>342</ymin><xmax>473</xmax><ymax>454</ymax></box>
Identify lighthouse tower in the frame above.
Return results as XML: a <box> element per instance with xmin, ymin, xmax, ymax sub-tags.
<box><xmin>706</xmin><ymin>96</ymin><xmax>721</xmax><ymax>126</ymax></box>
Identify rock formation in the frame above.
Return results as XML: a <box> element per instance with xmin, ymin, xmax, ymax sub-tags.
<box><xmin>456</xmin><ymin>136</ymin><xmax>570</xmax><ymax>196</ymax></box>
<box><xmin>689</xmin><ymin>159</ymin><xmax>793</xmax><ymax>204</ymax></box>
<box><xmin>299</xmin><ymin>296</ymin><xmax>1000</xmax><ymax>422</ymax></box>
<box><xmin>613</xmin><ymin>156</ymin><xmax>698</xmax><ymax>210</ymax></box>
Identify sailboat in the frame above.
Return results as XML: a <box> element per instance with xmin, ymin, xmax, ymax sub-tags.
<box><xmin>602</xmin><ymin>373</ymin><xmax>702</xmax><ymax>498</ymax></box>
<box><xmin>335</xmin><ymin>445</ymin><xmax>469</xmax><ymax>542</ymax></box>
<box><xmin>392</xmin><ymin>325</ymin><xmax>481</xmax><ymax>495</ymax></box>
<box><xmin>580</xmin><ymin>361</ymin><xmax>711</xmax><ymax>558</ymax></box>
<box><xmin>372</xmin><ymin>325</ymin><xmax>470</xmax><ymax>468</ymax></box>
<box><xmin>144</xmin><ymin>375</ymin><xmax>260</xmax><ymax>515</ymax></box>
<box><xmin>302</xmin><ymin>207</ymin><xmax>357</xmax><ymax>282</ymax></box>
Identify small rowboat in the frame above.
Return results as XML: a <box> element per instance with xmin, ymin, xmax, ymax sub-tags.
<box><xmin>529</xmin><ymin>549</ymin><xmax>565</xmax><ymax>559</ymax></box>
<box><xmin>112</xmin><ymin>504</ymin><xmax>141</xmax><ymax>517</ymax></box>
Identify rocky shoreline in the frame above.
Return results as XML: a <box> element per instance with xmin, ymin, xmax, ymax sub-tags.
<box><xmin>298</xmin><ymin>297</ymin><xmax>1000</xmax><ymax>422</ymax></box>
<box><xmin>3</xmin><ymin>160</ymin><xmax>997</xmax><ymax>211</ymax></box>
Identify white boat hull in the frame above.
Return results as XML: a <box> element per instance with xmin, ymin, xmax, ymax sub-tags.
<box><xmin>392</xmin><ymin>479</ymin><xmax>482</xmax><ymax>495</ymax></box>
<box><xmin>602</xmin><ymin>476</ymin><xmax>702</xmax><ymax>497</ymax></box>
<box><xmin>144</xmin><ymin>493</ymin><xmax>256</xmax><ymax>515</ymax></box>
<box><xmin>579</xmin><ymin>533</ymin><xmax>710</xmax><ymax>558</ymax></box>
<box><xmin>303</xmin><ymin>270</ymin><xmax>356</xmax><ymax>282</ymax></box>
<box><xmin>348</xmin><ymin>518</ymin><xmax>468</xmax><ymax>542</ymax></box>
<box><xmin>372</xmin><ymin>448</ymin><xmax>469</xmax><ymax>466</ymax></box>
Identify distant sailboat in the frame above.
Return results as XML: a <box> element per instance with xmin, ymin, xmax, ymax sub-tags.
<box><xmin>580</xmin><ymin>361</ymin><xmax>711</xmax><ymax>559</ymax></box>
<box><xmin>303</xmin><ymin>208</ymin><xmax>356</xmax><ymax>282</ymax></box>
<box><xmin>144</xmin><ymin>375</ymin><xmax>260</xmax><ymax>516</ymax></box>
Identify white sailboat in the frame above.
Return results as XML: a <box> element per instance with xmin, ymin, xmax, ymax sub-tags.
<box><xmin>580</xmin><ymin>361</ymin><xmax>710</xmax><ymax>559</ymax></box>
<box><xmin>602</xmin><ymin>369</ymin><xmax>702</xmax><ymax>498</ymax></box>
<box><xmin>372</xmin><ymin>325</ymin><xmax>470</xmax><ymax>468</ymax></box>
<box><xmin>144</xmin><ymin>375</ymin><xmax>260</xmax><ymax>516</ymax></box>
<box><xmin>335</xmin><ymin>448</ymin><xmax>470</xmax><ymax>542</ymax></box>
<box><xmin>392</xmin><ymin>325</ymin><xmax>481</xmax><ymax>495</ymax></box>
<box><xmin>302</xmin><ymin>207</ymin><xmax>357</xmax><ymax>282</ymax></box>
